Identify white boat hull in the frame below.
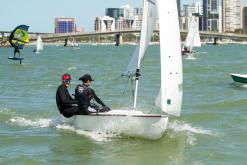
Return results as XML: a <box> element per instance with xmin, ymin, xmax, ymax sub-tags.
<box><xmin>72</xmin><ymin>110</ymin><xmax>168</xmax><ymax>140</ymax></box>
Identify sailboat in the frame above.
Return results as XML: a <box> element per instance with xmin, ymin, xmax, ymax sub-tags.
<box><xmin>71</xmin><ymin>0</ymin><xmax>183</xmax><ymax>139</ymax></box>
<box><xmin>64</xmin><ymin>37</ymin><xmax>79</xmax><ymax>49</ymax></box>
<box><xmin>8</xmin><ymin>25</ymin><xmax>29</xmax><ymax>64</ymax></box>
<box><xmin>182</xmin><ymin>16</ymin><xmax>201</xmax><ymax>56</ymax></box>
<box><xmin>34</xmin><ymin>36</ymin><xmax>43</xmax><ymax>54</ymax></box>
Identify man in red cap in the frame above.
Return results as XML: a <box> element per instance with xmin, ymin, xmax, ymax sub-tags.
<box><xmin>75</xmin><ymin>74</ymin><xmax>110</xmax><ymax>115</ymax></box>
<box><xmin>56</xmin><ymin>73</ymin><xmax>83</xmax><ymax>118</ymax></box>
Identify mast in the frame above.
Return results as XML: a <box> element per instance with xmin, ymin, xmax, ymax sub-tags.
<box><xmin>133</xmin><ymin>68</ymin><xmax>141</xmax><ymax>110</ymax></box>
<box><xmin>122</xmin><ymin>0</ymin><xmax>157</xmax><ymax>110</ymax></box>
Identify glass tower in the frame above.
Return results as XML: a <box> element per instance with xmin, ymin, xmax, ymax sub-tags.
<box><xmin>55</xmin><ymin>18</ymin><xmax>75</xmax><ymax>34</ymax></box>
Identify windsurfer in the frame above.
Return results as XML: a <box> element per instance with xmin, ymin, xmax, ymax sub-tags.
<box><xmin>56</xmin><ymin>73</ymin><xmax>83</xmax><ymax>118</ymax></box>
<box><xmin>75</xmin><ymin>74</ymin><xmax>110</xmax><ymax>115</ymax></box>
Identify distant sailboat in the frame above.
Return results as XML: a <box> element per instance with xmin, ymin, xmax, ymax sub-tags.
<box><xmin>64</xmin><ymin>37</ymin><xmax>79</xmax><ymax>49</ymax></box>
<box><xmin>182</xmin><ymin>16</ymin><xmax>201</xmax><ymax>56</ymax></box>
<box><xmin>35</xmin><ymin>36</ymin><xmax>43</xmax><ymax>53</ymax></box>
<box><xmin>70</xmin><ymin>0</ymin><xmax>183</xmax><ymax>140</ymax></box>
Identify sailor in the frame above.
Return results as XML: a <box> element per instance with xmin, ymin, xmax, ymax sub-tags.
<box><xmin>56</xmin><ymin>73</ymin><xmax>83</xmax><ymax>118</ymax></box>
<box><xmin>75</xmin><ymin>74</ymin><xmax>110</xmax><ymax>115</ymax></box>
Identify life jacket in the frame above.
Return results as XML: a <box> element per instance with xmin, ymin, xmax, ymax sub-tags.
<box><xmin>75</xmin><ymin>85</ymin><xmax>93</xmax><ymax>108</ymax></box>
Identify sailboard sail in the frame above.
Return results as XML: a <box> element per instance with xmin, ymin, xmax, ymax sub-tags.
<box><xmin>9</xmin><ymin>25</ymin><xmax>29</xmax><ymax>49</ymax></box>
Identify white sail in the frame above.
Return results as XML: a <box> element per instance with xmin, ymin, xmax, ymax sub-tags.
<box><xmin>123</xmin><ymin>0</ymin><xmax>157</xmax><ymax>76</ymax></box>
<box><xmin>156</xmin><ymin>0</ymin><xmax>183</xmax><ymax>116</ymax></box>
<box><xmin>193</xmin><ymin>22</ymin><xmax>201</xmax><ymax>47</ymax></box>
<box><xmin>36</xmin><ymin>36</ymin><xmax>43</xmax><ymax>51</ymax></box>
<box><xmin>184</xmin><ymin>16</ymin><xmax>201</xmax><ymax>51</ymax></box>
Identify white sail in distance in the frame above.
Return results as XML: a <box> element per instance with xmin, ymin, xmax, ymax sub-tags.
<box><xmin>36</xmin><ymin>36</ymin><xmax>43</xmax><ymax>51</ymax></box>
<box><xmin>184</xmin><ymin>16</ymin><xmax>201</xmax><ymax>50</ymax></box>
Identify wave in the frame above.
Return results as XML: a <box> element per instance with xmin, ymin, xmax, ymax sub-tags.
<box><xmin>0</xmin><ymin>108</ymin><xmax>16</xmax><ymax>116</ymax></box>
<box><xmin>8</xmin><ymin>115</ymin><xmax>118</xmax><ymax>141</ymax></box>
<box><xmin>67</xmin><ymin>66</ymin><xmax>77</xmax><ymax>71</ymax></box>
<box><xmin>8</xmin><ymin>116</ymin><xmax>63</xmax><ymax>128</ymax></box>
<box><xmin>6</xmin><ymin>111</ymin><xmax>217</xmax><ymax>143</ymax></box>
<box><xmin>167</xmin><ymin>120</ymin><xmax>217</xmax><ymax>146</ymax></box>
<box><xmin>56</xmin><ymin>124</ymin><xmax>119</xmax><ymax>142</ymax></box>
<box><xmin>184</xmin><ymin>56</ymin><xmax>197</xmax><ymax>60</ymax></box>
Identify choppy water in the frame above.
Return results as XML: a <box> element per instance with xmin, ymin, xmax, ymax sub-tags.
<box><xmin>0</xmin><ymin>44</ymin><xmax>246</xmax><ymax>164</ymax></box>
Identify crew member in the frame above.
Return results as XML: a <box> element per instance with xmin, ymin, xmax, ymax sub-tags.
<box><xmin>56</xmin><ymin>73</ymin><xmax>82</xmax><ymax>118</ymax></box>
<box><xmin>75</xmin><ymin>74</ymin><xmax>110</xmax><ymax>115</ymax></box>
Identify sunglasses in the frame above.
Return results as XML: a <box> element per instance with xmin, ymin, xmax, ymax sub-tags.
<box><xmin>63</xmin><ymin>80</ymin><xmax>70</xmax><ymax>84</ymax></box>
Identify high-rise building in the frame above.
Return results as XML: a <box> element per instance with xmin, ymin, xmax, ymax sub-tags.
<box><xmin>94</xmin><ymin>16</ymin><xmax>115</xmax><ymax>32</ymax></box>
<box><xmin>55</xmin><ymin>18</ymin><xmax>75</xmax><ymax>34</ymax></box>
<box><xmin>105</xmin><ymin>8</ymin><xmax>124</xmax><ymax>19</ymax></box>
<box><xmin>195</xmin><ymin>2</ymin><xmax>203</xmax><ymax>15</ymax></box>
<box><xmin>105</xmin><ymin>4</ymin><xmax>143</xmax><ymax>31</ymax></box>
<box><xmin>177</xmin><ymin>0</ymin><xmax>181</xmax><ymax>16</ymax></box>
<box><xmin>134</xmin><ymin>8</ymin><xmax>143</xmax><ymax>16</ymax></box>
<box><xmin>181</xmin><ymin>3</ymin><xmax>203</xmax><ymax>31</ymax></box>
<box><xmin>203</xmin><ymin>0</ymin><xmax>221</xmax><ymax>32</ymax></box>
<box><xmin>222</xmin><ymin>0</ymin><xmax>243</xmax><ymax>32</ymax></box>
<box><xmin>243</xmin><ymin>7</ymin><xmax>247</xmax><ymax>33</ymax></box>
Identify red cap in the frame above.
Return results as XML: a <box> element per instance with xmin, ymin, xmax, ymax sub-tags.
<box><xmin>61</xmin><ymin>74</ymin><xmax>71</xmax><ymax>81</ymax></box>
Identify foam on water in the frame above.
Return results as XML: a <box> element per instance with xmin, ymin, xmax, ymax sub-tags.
<box><xmin>4</xmin><ymin>106</ymin><xmax>216</xmax><ymax>143</ymax></box>
<box><xmin>184</xmin><ymin>56</ymin><xmax>197</xmax><ymax>60</ymax></box>
<box><xmin>168</xmin><ymin>120</ymin><xmax>217</xmax><ymax>145</ymax></box>
<box><xmin>67</xmin><ymin>66</ymin><xmax>77</xmax><ymax>71</ymax></box>
<box><xmin>199</xmin><ymin>51</ymin><xmax>208</xmax><ymax>54</ymax></box>
<box><xmin>230</xmin><ymin>82</ymin><xmax>247</xmax><ymax>88</ymax></box>
<box><xmin>8</xmin><ymin>116</ymin><xmax>64</xmax><ymax>128</ymax></box>
<box><xmin>55</xmin><ymin>123</ymin><xmax>120</xmax><ymax>142</ymax></box>
<box><xmin>0</xmin><ymin>108</ymin><xmax>16</xmax><ymax>116</ymax></box>
<box><xmin>168</xmin><ymin>120</ymin><xmax>215</xmax><ymax>135</ymax></box>
<box><xmin>7</xmin><ymin>115</ymin><xmax>119</xmax><ymax>141</ymax></box>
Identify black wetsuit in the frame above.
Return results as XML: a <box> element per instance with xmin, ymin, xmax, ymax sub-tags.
<box><xmin>75</xmin><ymin>84</ymin><xmax>105</xmax><ymax>115</ymax></box>
<box><xmin>56</xmin><ymin>84</ymin><xmax>82</xmax><ymax>118</ymax></box>
<box><xmin>14</xmin><ymin>46</ymin><xmax>20</xmax><ymax>57</ymax></box>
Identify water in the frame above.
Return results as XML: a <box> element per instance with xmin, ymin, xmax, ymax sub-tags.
<box><xmin>0</xmin><ymin>44</ymin><xmax>246</xmax><ymax>164</ymax></box>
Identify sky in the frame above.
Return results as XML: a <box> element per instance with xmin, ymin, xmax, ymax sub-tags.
<box><xmin>0</xmin><ymin>0</ymin><xmax>246</xmax><ymax>33</ymax></box>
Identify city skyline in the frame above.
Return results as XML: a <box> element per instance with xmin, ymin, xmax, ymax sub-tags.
<box><xmin>0</xmin><ymin>0</ymin><xmax>247</xmax><ymax>32</ymax></box>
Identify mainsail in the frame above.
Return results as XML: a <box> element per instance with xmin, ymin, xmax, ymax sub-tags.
<box><xmin>156</xmin><ymin>0</ymin><xmax>183</xmax><ymax>116</ymax></box>
<box><xmin>9</xmin><ymin>25</ymin><xmax>29</xmax><ymax>49</ymax></box>
<box><xmin>184</xmin><ymin>16</ymin><xmax>201</xmax><ymax>51</ymax></box>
